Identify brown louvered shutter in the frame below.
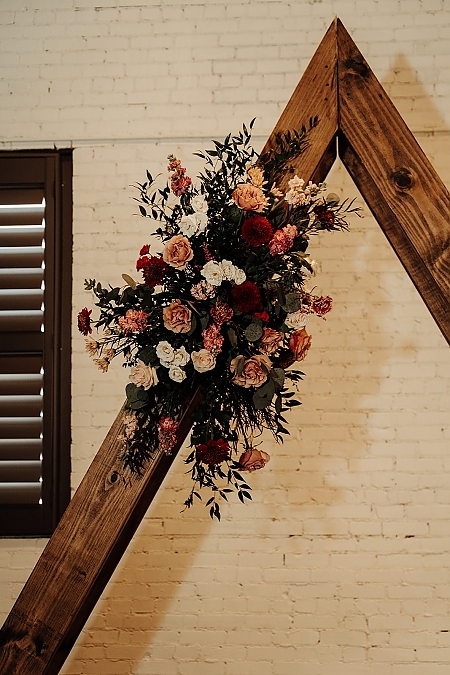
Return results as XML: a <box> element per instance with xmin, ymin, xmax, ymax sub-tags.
<box><xmin>0</xmin><ymin>153</ymin><xmax>72</xmax><ymax>536</ymax></box>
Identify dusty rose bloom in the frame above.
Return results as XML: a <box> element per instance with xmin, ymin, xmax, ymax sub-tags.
<box><xmin>163</xmin><ymin>234</ymin><xmax>194</xmax><ymax>269</ymax></box>
<box><xmin>239</xmin><ymin>448</ymin><xmax>270</xmax><ymax>471</ymax></box>
<box><xmin>191</xmin><ymin>280</ymin><xmax>216</xmax><ymax>300</ymax></box>
<box><xmin>210</xmin><ymin>302</ymin><xmax>233</xmax><ymax>325</ymax></box>
<box><xmin>230</xmin><ymin>354</ymin><xmax>272</xmax><ymax>388</ymax></box>
<box><xmin>158</xmin><ymin>416</ymin><xmax>179</xmax><ymax>454</ymax></box>
<box><xmin>259</xmin><ymin>328</ymin><xmax>284</xmax><ymax>355</ymax></box>
<box><xmin>118</xmin><ymin>309</ymin><xmax>148</xmax><ymax>335</ymax></box>
<box><xmin>163</xmin><ymin>300</ymin><xmax>192</xmax><ymax>333</ymax></box>
<box><xmin>232</xmin><ymin>183</ymin><xmax>268</xmax><ymax>212</ymax></box>
<box><xmin>124</xmin><ymin>412</ymin><xmax>139</xmax><ymax>440</ymax></box>
<box><xmin>269</xmin><ymin>224</ymin><xmax>297</xmax><ymax>256</ymax></box>
<box><xmin>129</xmin><ymin>360</ymin><xmax>158</xmax><ymax>389</ymax></box>
<box><xmin>191</xmin><ymin>349</ymin><xmax>216</xmax><ymax>373</ymax></box>
<box><xmin>289</xmin><ymin>328</ymin><xmax>312</xmax><ymax>362</ymax></box>
<box><xmin>312</xmin><ymin>295</ymin><xmax>333</xmax><ymax>316</ymax></box>
<box><xmin>202</xmin><ymin>323</ymin><xmax>224</xmax><ymax>353</ymax></box>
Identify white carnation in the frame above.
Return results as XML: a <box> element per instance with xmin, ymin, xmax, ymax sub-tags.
<box><xmin>219</xmin><ymin>259</ymin><xmax>235</xmax><ymax>281</ymax></box>
<box><xmin>173</xmin><ymin>346</ymin><xmax>190</xmax><ymax>367</ymax></box>
<box><xmin>194</xmin><ymin>211</ymin><xmax>208</xmax><ymax>234</ymax></box>
<box><xmin>201</xmin><ymin>260</ymin><xmax>224</xmax><ymax>286</ymax></box>
<box><xmin>179</xmin><ymin>214</ymin><xmax>198</xmax><ymax>238</ymax></box>
<box><xmin>168</xmin><ymin>365</ymin><xmax>186</xmax><ymax>383</ymax></box>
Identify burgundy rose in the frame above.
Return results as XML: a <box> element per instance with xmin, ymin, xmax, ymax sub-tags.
<box><xmin>314</xmin><ymin>205</ymin><xmax>335</xmax><ymax>228</ymax></box>
<box><xmin>136</xmin><ymin>255</ymin><xmax>168</xmax><ymax>287</ymax></box>
<box><xmin>241</xmin><ymin>216</ymin><xmax>273</xmax><ymax>247</ymax></box>
<box><xmin>312</xmin><ymin>295</ymin><xmax>333</xmax><ymax>316</ymax></box>
<box><xmin>230</xmin><ymin>280</ymin><xmax>262</xmax><ymax>313</ymax></box>
<box><xmin>197</xmin><ymin>438</ymin><xmax>230</xmax><ymax>466</ymax></box>
<box><xmin>77</xmin><ymin>307</ymin><xmax>92</xmax><ymax>335</ymax></box>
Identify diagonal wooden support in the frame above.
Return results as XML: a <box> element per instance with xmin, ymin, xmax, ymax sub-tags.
<box><xmin>1</xmin><ymin>17</ymin><xmax>449</xmax><ymax>675</ymax></box>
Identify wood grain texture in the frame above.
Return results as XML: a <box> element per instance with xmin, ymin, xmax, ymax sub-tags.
<box><xmin>336</xmin><ymin>19</ymin><xmax>450</xmax><ymax>345</ymax></box>
<box><xmin>0</xmin><ymin>389</ymin><xmax>203</xmax><ymax>675</ymax></box>
<box><xmin>260</xmin><ymin>18</ymin><xmax>339</xmax><ymax>187</ymax></box>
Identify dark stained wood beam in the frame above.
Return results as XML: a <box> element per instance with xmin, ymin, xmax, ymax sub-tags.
<box><xmin>260</xmin><ymin>17</ymin><xmax>339</xmax><ymax>187</ymax></box>
<box><xmin>336</xmin><ymin>19</ymin><xmax>450</xmax><ymax>345</ymax></box>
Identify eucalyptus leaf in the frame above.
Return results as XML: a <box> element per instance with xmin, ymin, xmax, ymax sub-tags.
<box><xmin>137</xmin><ymin>346</ymin><xmax>156</xmax><ymax>365</ymax></box>
<box><xmin>244</xmin><ymin>322</ymin><xmax>263</xmax><ymax>342</ymax></box>
<box><xmin>282</xmin><ymin>292</ymin><xmax>301</xmax><ymax>313</ymax></box>
<box><xmin>271</xmin><ymin>367</ymin><xmax>286</xmax><ymax>389</ymax></box>
<box><xmin>227</xmin><ymin>327</ymin><xmax>237</xmax><ymax>347</ymax></box>
<box><xmin>122</xmin><ymin>274</ymin><xmax>137</xmax><ymax>290</ymax></box>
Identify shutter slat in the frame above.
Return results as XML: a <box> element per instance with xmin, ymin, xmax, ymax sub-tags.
<box><xmin>0</xmin><ymin>438</ymin><xmax>42</xmax><ymax>460</ymax></box>
<box><xmin>0</xmin><ymin>332</ymin><xmax>43</xmax><ymax>352</ymax></box>
<box><xmin>0</xmin><ymin>417</ymin><xmax>43</xmax><ymax>438</ymax></box>
<box><xmin>0</xmin><ymin>204</ymin><xmax>45</xmax><ymax>226</ymax></box>
<box><xmin>0</xmin><ymin>374</ymin><xmax>43</xmax><ymax>395</ymax></box>
<box><xmin>0</xmin><ymin>225</ymin><xmax>45</xmax><ymax>247</ymax></box>
<box><xmin>0</xmin><ymin>309</ymin><xmax>43</xmax><ymax>331</ymax></box>
<box><xmin>0</xmin><ymin>396</ymin><xmax>42</xmax><ymax>417</ymax></box>
<box><xmin>0</xmin><ymin>482</ymin><xmax>41</xmax><ymax>504</ymax></box>
<box><xmin>0</xmin><ymin>460</ymin><xmax>42</xmax><ymax>482</ymax></box>
<box><xmin>0</xmin><ymin>189</ymin><xmax>44</xmax><ymax>206</ymax></box>
<box><xmin>0</xmin><ymin>268</ymin><xmax>43</xmax><ymax>289</ymax></box>
<box><xmin>0</xmin><ymin>247</ymin><xmax>44</xmax><ymax>268</ymax></box>
<box><xmin>0</xmin><ymin>355</ymin><xmax>43</xmax><ymax>374</ymax></box>
<box><xmin>0</xmin><ymin>289</ymin><xmax>43</xmax><ymax>310</ymax></box>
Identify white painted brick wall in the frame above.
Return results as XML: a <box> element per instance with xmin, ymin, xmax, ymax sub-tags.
<box><xmin>1</xmin><ymin>1</ymin><xmax>450</xmax><ymax>673</ymax></box>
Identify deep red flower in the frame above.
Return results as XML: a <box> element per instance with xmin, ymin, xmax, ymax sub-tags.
<box><xmin>197</xmin><ymin>438</ymin><xmax>230</xmax><ymax>466</ymax></box>
<box><xmin>136</xmin><ymin>255</ymin><xmax>168</xmax><ymax>287</ymax></box>
<box><xmin>314</xmin><ymin>206</ymin><xmax>335</xmax><ymax>228</ymax></box>
<box><xmin>210</xmin><ymin>302</ymin><xmax>233</xmax><ymax>325</ymax></box>
<box><xmin>139</xmin><ymin>244</ymin><xmax>150</xmax><ymax>256</ymax></box>
<box><xmin>275</xmin><ymin>348</ymin><xmax>295</xmax><ymax>369</ymax></box>
<box><xmin>312</xmin><ymin>295</ymin><xmax>333</xmax><ymax>316</ymax></box>
<box><xmin>241</xmin><ymin>215</ymin><xmax>273</xmax><ymax>247</ymax></box>
<box><xmin>230</xmin><ymin>281</ymin><xmax>262</xmax><ymax>313</ymax></box>
<box><xmin>77</xmin><ymin>307</ymin><xmax>92</xmax><ymax>335</ymax></box>
<box><xmin>253</xmin><ymin>311</ymin><xmax>269</xmax><ymax>323</ymax></box>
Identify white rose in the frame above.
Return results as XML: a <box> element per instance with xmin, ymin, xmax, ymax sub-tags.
<box><xmin>220</xmin><ymin>259</ymin><xmax>236</xmax><ymax>281</ymax></box>
<box><xmin>285</xmin><ymin>309</ymin><xmax>310</xmax><ymax>330</ymax></box>
<box><xmin>191</xmin><ymin>349</ymin><xmax>216</xmax><ymax>373</ymax></box>
<box><xmin>168</xmin><ymin>365</ymin><xmax>186</xmax><ymax>382</ymax></box>
<box><xmin>179</xmin><ymin>214</ymin><xmax>198</xmax><ymax>238</ymax></box>
<box><xmin>191</xmin><ymin>194</ymin><xmax>208</xmax><ymax>213</ymax></box>
<box><xmin>173</xmin><ymin>346</ymin><xmax>190</xmax><ymax>367</ymax></box>
<box><xmin>156</xmin><ymin>340</ymin><xmax>175</xmax><ymax>363</ymax></box>
<box><xmin>233</xmin><ymin>266</ymin><xmax>246</xmax><ymax>285</ymax></box>
<box><xmin>129</xmin><ymin>360</ymin><xmax>158</xmax><ymax>390</ymax></box>
<box><xmin>201</xmin><ymin>260</ymin><xmax>224</xmax><ymax>286</ymax></box>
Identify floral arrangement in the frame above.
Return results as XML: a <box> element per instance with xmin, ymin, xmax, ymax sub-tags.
<box><xmin>78</xmin><ymin>119</ymin><xmax>358</xmax><ymax>520</ymax></box>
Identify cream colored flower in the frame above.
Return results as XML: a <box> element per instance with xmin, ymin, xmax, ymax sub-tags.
<box><xmin>201</xmin><ymin>260</ymin><xmax>224</xmax><ymax>287</ymax></box>
<box><xmin>168</xmin><ymin>365</ymin><xmax>186</xmax><ymax>383</ymax></box>
<box><xmin>191</xmin><ymin>349</ymin><xmax>216</xmax><ymax>373</ymax></box>
<box><xmin>247</xmin><ymin>165</ymin><xmax>265</xmax><ymax>188</ymax></box>
<box><xmin>285</xmin><ymin>309</ymin><xmax>310</xmax><ymax>330</ymax></box>
<box><xmin>156</xmin><ymin>340</ymin><xmax>175</xmax><ymax>364</ymax></box>
<box><xmin>129</xmin><ymin>360</ymin><xmax>158</xmax><ymax>389</ymax></box>
<box><xmin>191</xmin><ymin>194</ymin><xmax>208</xmax><ymax>213</ymax></box>
<box><xmin>172</xmin><ymin>346</ymin><xmax>190</xmax><ymax>367</ymax></box>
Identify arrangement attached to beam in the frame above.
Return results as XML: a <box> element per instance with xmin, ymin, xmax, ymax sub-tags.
<box><xmin>77</xmin><ymin>118</ymin><xmax>357</xmax><ymax>519</ymax></box>
<box><xmin>1</xmin><ymin>18</ymin><xmax>449</xmax><ymax>675</ymax></box>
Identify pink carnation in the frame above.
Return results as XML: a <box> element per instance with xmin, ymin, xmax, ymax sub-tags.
<box><xmin>118</xmin><ymin>309</ymin><xmax>148</xmax><ymax>335</ymax></box>
<box><xmin>158</xmin><ymin>416</ymin><xmax>179</xmax><ymax>454</ymax></box>
<box><xmin>202</xmin><ymin>323</ymin><xmax>224</xmax><ymax>354</ymax></box>
<box><xmin>269</xmin><ymin>224</ymin><xmax>297</xmax><ymax>256</ymax></box>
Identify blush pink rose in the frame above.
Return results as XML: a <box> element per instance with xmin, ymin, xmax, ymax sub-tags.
<box><xmin>230</xmin><ymin>354</ymin><xmax>272</xmax><ymax>388</ymax></box>
<box><xmin>239</xmin><ymin>449</ymin><xmax>270</xmax><ymax>471</ymax></box>
<box><xmin>232</xmin><ymin>183</ymin><xmax>268</xmax><ymax>212</ymax></box>
<box><xmin>163</xmin><ymin>234</ymin><xmax>194</xmax><ymax>269</ymax></box>
<box><xmin>259</xmin><ymin>328</ymin><xmax>284</xmax><ymax>355</ymax></box>
<box><xmin>162</xmin><ymin>300</ymin><xmax>192</xmax><ymax>333</ymax></box>
<box><xmin>289</xmin><ymin>328</ymin><xmax>312</xmax><ymax>362</ymax></box>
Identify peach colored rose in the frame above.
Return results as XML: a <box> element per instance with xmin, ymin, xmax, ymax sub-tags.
<box><xmin>163</xmin><ymin>300</ymin><xmax>192</xmax><ymax>333</ymax></box>
<box><xmin>239</xmin><ymin>448</ymin><xmax>270</xmax><ymax>471</ymax></box>
<box><xmin>191</xmin><ymin>349</ymin><xmax>216</xmax><ymax>373</ymax></box>
<box><xmin>129</xmin><ymin>360</ymin><xmax>158</xmax><ymax>389</ymax></box>
<box><xmin>230</xmin><ymin>354</ymin><xmax>272</xmax><ymax>388</ymax></box>
<box><xmin>259</xmin><ymin>328</ymin><xmax>284</xmax><ymax>355</ymax></box>
<box><xmin>289</xmin><ymin>328</ymin><xmax>312</xmax><ymax>362</ymax></box>
<box><xmin>162</xmin><ymin>234</ymin><xmax>193</xmax><ymax>269</ymax></box>
<box><xmin>232</xmin><ymin>183</ymin><xmax>268</xmax><ymax>212</ymax></box>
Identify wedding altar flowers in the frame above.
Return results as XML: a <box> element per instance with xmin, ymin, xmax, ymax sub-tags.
<box><xmin>79</xmin><ymin>119</ymin><xmax>358</xmax><ymax>520</ymax></box>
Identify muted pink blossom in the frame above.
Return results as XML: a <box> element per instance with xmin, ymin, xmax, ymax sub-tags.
<box><xmin>118</xmin><ymin>309</ymin><xmax>148</xmax><ymax>335</ymax></box>
<box><xmin>202</xmin><ymin>323</ymin><xmax>224</xmax><ymax>353</ymax></box>
<box><xmin>269</xmin><ymin>224</ymin><xmax>298</xmax><ymax>256</ymax></box>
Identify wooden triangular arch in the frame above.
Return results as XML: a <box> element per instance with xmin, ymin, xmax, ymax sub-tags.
<box><xmin>1</xmin><ymin>18</ymin><xmax>449</xmax><ymax>675</ymax></box>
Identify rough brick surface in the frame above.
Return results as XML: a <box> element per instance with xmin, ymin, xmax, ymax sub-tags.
<box><xmin>1</xmin><ymin>1</ymin><xmax>450</xmax><ymax>674</ymax></box>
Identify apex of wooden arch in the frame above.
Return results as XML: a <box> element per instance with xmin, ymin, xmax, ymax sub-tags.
<box><xmin>264</xmin><ymin>17</ymin><xmax>450</xmax><ymax>345</ymax></box>
<box><xmin>1</xmin><ymin>18</ymin><xmax>449</xmax><ymax>675</ymax></box>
